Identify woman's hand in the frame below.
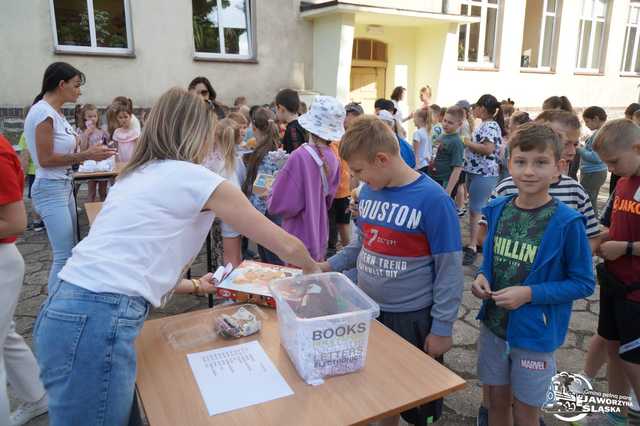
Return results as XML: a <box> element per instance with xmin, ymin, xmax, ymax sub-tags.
<box><xmin>198</xmin><ymin>273</ymin><xmax>217</xmax><ymax>294</ymax></box>
<box><xmin>84</xmin><ymin>145</ymin><xmax>117</xmax><ymax>162</ymax></box>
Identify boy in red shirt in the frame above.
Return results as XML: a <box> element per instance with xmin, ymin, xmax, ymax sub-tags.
<box><xmin>594</xmin><ymin>119</ymin><xmax>640</xmax><ymax>423</ymax></box>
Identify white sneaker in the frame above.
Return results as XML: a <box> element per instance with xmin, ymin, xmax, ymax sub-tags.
<box><xmin>10</xmin><ymin>395</ymin><xmax>48</xmax><ymax>426</ymax></box>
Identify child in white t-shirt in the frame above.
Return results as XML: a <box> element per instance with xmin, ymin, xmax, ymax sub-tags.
<box><xmin>204</xmin><ymin>118</ymin><xmax>247</xmax><ymax>267</ymax></box>
<box><xmin>413</xmin><ymin>108</ymin><xmax>433</xmax><ymax>173</ymax></box>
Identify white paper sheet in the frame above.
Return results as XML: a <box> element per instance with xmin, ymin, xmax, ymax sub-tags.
<box><xmin>187</xmin><ymin>341</ymin><xmax>294</xmax><ymax>416</ymax></box>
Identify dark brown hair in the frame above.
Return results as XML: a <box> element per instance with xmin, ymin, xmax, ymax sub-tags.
<box><xmin>275</xmin><ymin>89</ymin><xmax>300</xmax><ymax>114</ymax></box>
<box><xmin>390</xmin><ymin>86</ymin><xmax>405</xmax><ymax>102</ymax></box>
<box><xmin>476</xmin><ymin>94</ymin><xmax>506</xmax><ymax>136</ymax></box>
<box><xmin>33</xmin><ymin>62</ymin><xmax>85</xmax><ymax>105</ymax></box>
<box><xmin>510</xmin><ymin>111</ymin><xmax>531</xmax><ymax>127</ymax></box>
<box><xmin>242</xmin><ymin>108</ymin><xmax>280</xmax><ymax>195</ymax></box>
<box><xmin>535</xmin><ymin>110</ymin><xmax>581</xmax><ymax>130</ymax></box>
<box><xmin>509</xmin><ymin>122</ymin><xmax>563</xmax><ymax>161</ymax></box>
<box><xmin>542</xmin><ymin>96</ymin><xmax>573</xmax><ymax>113</ymax></box>
<box><xmin>624</xmin><ymin>103</ymin><xmax>640</xmax><ymax>119</ymax></box>
<box><xmin>583</xmin><ymin>106</ymin><xmax>607</xmax><ymax>122</ymax></box>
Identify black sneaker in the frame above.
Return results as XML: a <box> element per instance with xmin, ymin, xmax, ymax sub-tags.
<box><xmin>463</xmin><ymin>247</ymin><xmax>477</xmax><ymax>266</ymax></box>
<box><xmin>32</xmin><ymin>220</ymin><xmax>45</xmax><ymax>232</ymax></box>
<box><xmin>457</xmin><ymin>207</ymin><xmax>467</xmax><ymax>217</ymax></box>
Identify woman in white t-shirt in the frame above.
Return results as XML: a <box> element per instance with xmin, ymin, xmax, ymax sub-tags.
<box><xmin>390</xmin><ymin>86</ymin><xmax>412</xmax><ymax>139</ymax></box>
<box><xmin>24</xmin><ymin>62</ymin><xmax>116</xmax><ymax>295</ymax></box>
<box><xmin>33</xmin><ymin>88</ymin><xmax>320</xmax><ymax>425</ymax></box>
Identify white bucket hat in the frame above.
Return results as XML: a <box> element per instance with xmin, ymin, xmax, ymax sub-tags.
<box><xmin>377</xmin><ymin>110</ymin><xmax>395</xmax><ymax>125</ymax></box>
<box><xmin>298</xmin><ymin>96</ymin><xmax>346</xmax><ymax>141</ymax></box>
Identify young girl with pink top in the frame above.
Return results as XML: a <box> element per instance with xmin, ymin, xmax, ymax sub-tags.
<box><xmin>111</xmin><ymin>102</ymin><xmax>140</xmax><ymax>163</ymax></box>
<box><xmin>268</xmin><ymin>96</ymin><xmax>342</xmax><ymax>261</ymax></box>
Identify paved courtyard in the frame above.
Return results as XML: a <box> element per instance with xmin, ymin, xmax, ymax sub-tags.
<box><xmin>11</xmin><ymin>182</ymin><xmax>611</xmax><ymax>426</ymax></box>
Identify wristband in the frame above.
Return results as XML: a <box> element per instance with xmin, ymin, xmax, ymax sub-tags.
<box><xmin>627</xmin><ymin>241</ymin><xmax>634</xmax><ymax>257</ymax></box>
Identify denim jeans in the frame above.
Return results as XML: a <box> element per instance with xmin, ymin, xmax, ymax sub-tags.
<box><xmin>466</xmin><ymin>173</ymin><xmax>498</xmax><ymax>214</ymax></box>
<box><xmin>580</xmin><ymin>169</ymin><xmax>608</xmax><ymax>219</ymax></box>
<box><xmin>31</xmin><ymin>178</ymin><xmax>77</xmax><ymax>295</ymax></box>
<box><xmin>34</xmin><ymin>281</ymin><xmax>149</xmax><ymax>426</ymax></box>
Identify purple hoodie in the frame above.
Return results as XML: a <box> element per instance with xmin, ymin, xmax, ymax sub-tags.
<box><xmin>268</xmin><ymin>143</ymin><xmax>340</xmax><ymax>261</ymax></box>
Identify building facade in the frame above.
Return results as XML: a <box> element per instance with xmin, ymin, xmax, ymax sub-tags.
<box><xmin>1</xmin><ymin>0</ymin><xmax>639</xmax><ymax>141</ymax></box>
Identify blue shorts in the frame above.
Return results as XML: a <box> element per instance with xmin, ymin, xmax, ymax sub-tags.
<box><xmin>477</xmin><ymin>324</ymin><xmax>556</xmax><ymax>407</ymax></box>
<box><xmin>466</xmin><ymin>173</ymin><xmax>498</xmax><ymax>214</ymax></box>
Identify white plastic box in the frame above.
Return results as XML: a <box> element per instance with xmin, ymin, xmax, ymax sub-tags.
<box><xmin>269</xmin><ymin>272</ymin><xmax>380</xmax><ymax>385</ymax></box>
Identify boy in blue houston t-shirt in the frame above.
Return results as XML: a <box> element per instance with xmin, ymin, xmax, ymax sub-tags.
<box><xmin>472</xmin><ymin>123</ymin><xmax>594</xmax><ymax>425</ymax></box>
<box><xmin>319</xmin><ymin>115</ymin><xmax>463</xmax><ymax>425</ymax></box>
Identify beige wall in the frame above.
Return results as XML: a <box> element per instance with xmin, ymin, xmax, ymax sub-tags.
<box><xmin>435</xmin><ymin>0</ymin><xmax>638</xmax><ymax>108</ymax></box>
<box><xmin>353</xmin><ymin>24</ymin><xmax>418</xmax><ymax>106</ymax></box>
<box><xmin>0</xmin><ymin>0</ymin><xmax>313</xmax><ymax>108</ymax></box>
<box><xmin>313</xmin><ymin>14</ymin><xmax>355</xmax><ymax>103</ymax></box>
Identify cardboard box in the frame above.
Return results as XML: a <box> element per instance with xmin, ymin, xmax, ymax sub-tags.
<box><xmin>216</xmin><ymin>260</ymin><xmax>301</xmax><ymax>308</ymax></box>
<box><xmin>252</xmin><ymin>173</ymin><xmax>275</xmax><ymax>197</ymax></box>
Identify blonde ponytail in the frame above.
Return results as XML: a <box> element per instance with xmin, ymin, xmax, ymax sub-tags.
<box><xmin>213</xmin><ymin>118</ymin><xmax>241</xmax><ymax>176</ymax></box>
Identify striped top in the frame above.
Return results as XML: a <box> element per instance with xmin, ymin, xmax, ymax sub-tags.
<box><xmin>481</xmin><ymin>175</ymin><xmax>600</xmax><ymax>238</ymax></box>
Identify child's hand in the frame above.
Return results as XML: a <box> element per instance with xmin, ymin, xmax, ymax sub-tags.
<box><xmin>492</xmin><ymin>287</ymin><xmax>532</xmax><ymax>310</ymax></box>
<box><xmin>302</xmin><ymin>262</ymin><xmax>323</xmax><ymax>275</ymax></box>
<box><xmin>349</xmin><ymin>199</ymin><xmax>359</xmax><ymax>218</ymax></box>
<box><xmin>598</xmin><ymin>241</ymin><xmax>626</xmax><ymax>261</ymax></box>
<box><xmin>317</xmin><ymin>261</ymin><xmax>332</xmax><ymax>272</ymax></box>
<box><xmin>424</xmin><ymin>334</ymin><xmax>452</xmax><ymax>358</ymax></box>
<box><xmin>471</xmin><ymin>274</ymin><xmax>492</xmax><ymax>300</ymax></box>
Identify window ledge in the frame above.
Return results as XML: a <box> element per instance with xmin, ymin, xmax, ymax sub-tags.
<box><xmin>574</xmin><ymin>71</ymin><xmax>604</xmax><ymax>76</ymax></box>
<box><xmin>54</xmin><ymin>48</ymin><xmax>135</xmax><ymax>58</ymax></box>
<box><xmin>193</xmin><ymin>53</ymin><xmax>258</xmax><ymax>64</ymax></box>
<box><xmin>457</xmin><ymin>66</ymin><xmax>499</xmax><ymax>72</ymax></box>
<box><xmin>620</xmin><ymin>73</ymin><xmax>640</xmax><ymax>78</ymax></box>
<box><xmin>520</xmin><ymin>68</ymin><xmax>555</xmax><ymax>74</ymax></box>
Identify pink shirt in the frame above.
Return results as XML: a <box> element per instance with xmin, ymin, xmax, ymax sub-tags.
<box><xmin>113</xmin><ymin>127</ymin><xmax>140</xmax><ymax>163</ymax></box>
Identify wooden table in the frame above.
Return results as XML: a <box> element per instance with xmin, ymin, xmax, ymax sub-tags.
<box><xmin>85</xmin><ymin>201</ymin><xmax>103</xmax><ymax>226</ymax></box>
<box><xmin>135</xmin><ymin>308</ymin><xmax>465</xmax><ymax>426</ymax></box>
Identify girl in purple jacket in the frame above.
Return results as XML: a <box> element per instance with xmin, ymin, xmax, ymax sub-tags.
<box><xmin>268</xmin><ymin>96</ymin><xmax>344</xmax><ymax>261</ymax></box>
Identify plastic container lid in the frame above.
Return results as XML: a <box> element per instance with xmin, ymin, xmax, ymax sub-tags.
<box><xmin>269</xmin><ymin>272</ymin><xmax>380</xmax><ymax>321</ymax></box>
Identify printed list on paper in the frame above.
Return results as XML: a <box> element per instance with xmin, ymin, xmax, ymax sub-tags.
<box><xmin>187</xmin><ymin>340</ymin><xmax>294</xmax><ymax>416</ymax></box>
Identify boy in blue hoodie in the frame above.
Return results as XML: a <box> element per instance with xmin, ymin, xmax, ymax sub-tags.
<box><xmin>472</xmin><ymin>122</ymin><xmax>595</xmax><ymax>425</ymax></box>
<box><xmin>320</xmin><ymin>115</ymin><xmax>463</xmax><ymax>425</ymax></box>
